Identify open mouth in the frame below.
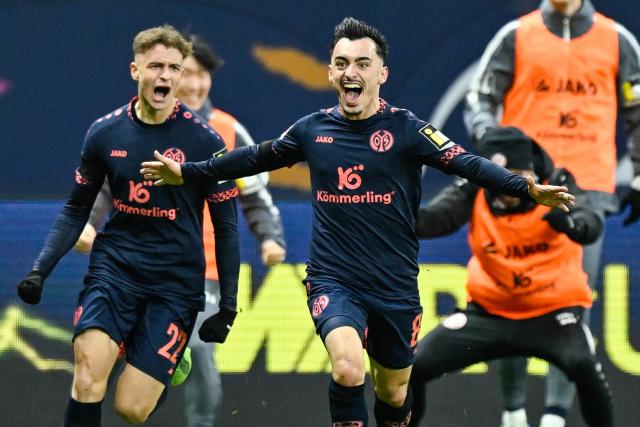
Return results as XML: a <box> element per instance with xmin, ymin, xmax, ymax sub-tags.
<box><xmin>342</xmin><ymin>82</ymin><xmax>363</xmax><ymax>106</ymax></box>
<box><xmin>153</xmin><ymin>85</ymin><xmax>171</xmax><ymax>102</ymax></box>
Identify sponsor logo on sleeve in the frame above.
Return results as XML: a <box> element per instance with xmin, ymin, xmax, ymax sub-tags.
<box><xmin>419</xmin><ymin>124</ymin><xmax>455</xmax><ymax>150</ymax></box>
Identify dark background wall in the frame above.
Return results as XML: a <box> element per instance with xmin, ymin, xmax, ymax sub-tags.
<box><xmin>2</xmin><ymin>0</ymin><xmax>638</xmax><ymax>198</ymax></box>
<box><xmin>1</xmin><ymin>1</ymin><xmax>639</xmax><ymax>426</ymax></box>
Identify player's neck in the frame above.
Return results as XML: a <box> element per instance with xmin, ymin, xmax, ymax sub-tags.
<box><xmin>135</xmin><ymin>98</ymin><xmax>176</xmax><ymax>124</ymax></box>
<box><xmin>339</xmin><ymin>98</ymin><xmax>381</xmax><ymax>121</ymax></box>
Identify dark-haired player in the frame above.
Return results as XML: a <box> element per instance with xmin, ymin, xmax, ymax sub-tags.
<box><xmin>141</xmin><ymin>17</ymin><xmax>574</xmax><ymax>427</ymax></box>
<box><xmin>17</xmin><ymin>25</ymin><xmax>239</xmax><ymax>426</ymax></box>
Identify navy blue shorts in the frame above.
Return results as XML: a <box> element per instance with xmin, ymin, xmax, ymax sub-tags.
<box><xmin>305</xmin><ymin>276</ymin><xmax>423</xmax><ymax>369</ymax></box>
<box><xmin>73</xmin><ymin>279</ymin><xmax>198</xmax><ymax>385</ymax></box>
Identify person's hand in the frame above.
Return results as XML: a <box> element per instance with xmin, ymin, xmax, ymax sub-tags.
<box><xmin>17</xmin><ymin>270</ymin><xmax>44</xmax><ymax>305</ymax></box>
<box><xmin>74</xmin><ymin>223</ymin><xmax>97</xmax><ymax>253</ymax></box>
<box><xmin>140</xmin><ymin>150</ymin><xmax>183</xmax><ymax>186</ymax></box>
<box><xmin>620</xmin><ymin>188</ymin><xmax>640</xmax><ymax>226</ymax></box>
<box><xmin>261</xmin><ymin>239</ymin><xmax>286</xmax><ymax>266</ymax></box>
<box><xmin>198</xmin><ymin>307</ymin><xmax>238</xmax><ymax>343</ymax></box>
<box><xmin>543</xmin><ymin>209</ymin><xmax>575</xmax><ymax>234</ymax></box>
<box><xmin>527</xmin><ymin>175</ymin><xmax>574</xmax><ymax>212</ymax></box>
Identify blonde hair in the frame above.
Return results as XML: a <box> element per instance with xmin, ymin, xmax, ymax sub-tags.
<box><xmin>132</xmin><ymin>25</ymin><xmax>192</xmax><ymax>58</ymax></box>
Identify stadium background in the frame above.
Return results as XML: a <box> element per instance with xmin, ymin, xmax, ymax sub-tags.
<box><xmin>1</xmin><ymin>1</ymin><xmax>638</xmax><ymax>425</ymax></box>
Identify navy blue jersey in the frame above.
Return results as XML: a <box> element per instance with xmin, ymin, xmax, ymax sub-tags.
<box><xmin>183</xmin><ymin>100</ymin><xmax>530</xmax><ymax>302</ymax></box>
<box><xmin>36</xmin><ymin>98</ymin><xmax>238</xmax><ymax>310</ymax></box>
<box><xmin>275</xmin><ymin>101</ymin><xmax>463</xmax><ymax>300</ymax></box>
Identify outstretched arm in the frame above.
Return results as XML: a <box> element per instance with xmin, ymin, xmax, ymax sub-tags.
<box><xmin>141</xmin><ymin>139</ymin><xmax>304</xmax><ymax>186</ymax></box>
<box><xmin>446</xmin><ymin>151</ymin><xmax>574</xmax><ymax>212</ymax></box>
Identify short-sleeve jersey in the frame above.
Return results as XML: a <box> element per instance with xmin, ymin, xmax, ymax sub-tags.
<box><xmin>273</xmin><ymin>100</ymin><xmax>461</xmax><ymax>301</ymax></box>
<box><xmin>80</xmin><ymin>98</ymin><xmax>237</xmax><ymax>309</ymax></box>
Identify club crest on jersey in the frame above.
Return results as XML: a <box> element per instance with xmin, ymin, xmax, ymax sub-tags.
<box><xmin>369</xmin><ymin>130</ymin><xmax>394</xmax><ymax>152</ymax></box>
<box><xmin>419</xmin><ymin>124</ymin><xmax>454</xmax><ymax>150</ymax></box>
<box><xmin>162</xmin><ymin>147</ymin><xmax>186</xmax><ymax>164</ymax></box>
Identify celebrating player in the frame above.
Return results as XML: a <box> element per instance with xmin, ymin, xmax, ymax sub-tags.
<box><xmin>17</xmin><ymin>25</ymin><xmax>239</xmax><ymax>426</ymax></box>
<box><xmin>141</xmin><ymin>18</ymin><xmax>574</xmax><ymax>426</ymax></box>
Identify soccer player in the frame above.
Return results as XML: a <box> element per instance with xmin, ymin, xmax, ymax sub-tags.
<box><xmin>407</xmin><ymin>127</ymin><xmax>612</xmax><ymax>427</ymax></box>
<box><xmin>463</xmin><ymin>1</ymin><xmax>640</xmax><ymax>425</ymax></box>
<box><xmin>16</xmin><ymin>25</ymin><xmax>240</xmax><ymax>426</ymax></box>
<box><xmin>74</xmin><ymin>34</ymin><xmax>286</xmax><ymax>427</ymax></box>
<box><xmin>140</xmin><ymin>18</ymin><xmax>574</xmax><ymax>426</ymax></box>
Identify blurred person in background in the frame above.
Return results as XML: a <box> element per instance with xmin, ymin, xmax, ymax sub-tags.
<box><xmin>408</xmin><ymin>127</ymin><xmax>612</xmax><ymax>427</ymax></box>
<box><xmin>75</xmin><ymin>34</ymin><xmax>286</xmax><ymax>427</ymax></box>
<box><xmin>464</xmin><ymin>1</ymin><xmax>640</xmax><ymax>425</ymax></box>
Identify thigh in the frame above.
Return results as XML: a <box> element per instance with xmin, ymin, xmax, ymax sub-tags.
<box><xmin>125</xmin><ymin>299</ymin><xmax>198</xmax><ymax>385</ymax></box>
<box><xmin>324</xmin><ymin>326</ymin><xmax>367</xmax><ymax>378</ymax></box>
<box><xmin>413</xmin><ymin>308</ymin><xmax>510</xmax><ymax>380</ymax></box>
<box><xmin>369</xmin><ymin>355</ymin><xmax>412</xmax><ymax>391</ymax></box>
<box><xmin>365</xmin><ymin>298</ymin><xmax>423</xmax><ymax>370</ymax></box>
<box><xmin>518</xmin><ymin>308</ymin><xmax>595</xmax><ymax>371</ymax></box>
<box><xmin>115</xmin><ymin>363</ymin><xmax>165</xmax><ymax>411</ymax></box>
<box><xmin>72</xmin><ymin>328</ymin><xmax>121</xmax><ymax>395</ymax></box>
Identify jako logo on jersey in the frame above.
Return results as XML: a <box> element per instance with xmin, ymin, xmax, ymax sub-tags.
<box><xmin>533</xmin><ymin>77</ymin><xmax>597</xmax><ymax>97</ymax></box>
<box><xmin>162</xmin><ymin>147</ymin><xmax>186</xmax><ymax>164</ymax></box>
<box><xmin>312</xmin><ymin>295</ymin><xmax>329</xmax><ymax>318</ymax></box>
<box><xmin>338</xmin><ymin>165</ymin><xmax>364</xmax><ymax>190</ymax></box>
<box><xmin>110</xmin><ymin>149</ymin><xmax>127</xmax><ymax>157</ymax></box>
<box><xmin>315</xmin><ymin>135</ymin><xmax>334</xmax><ymax>144</ymax></box>
<box><xmin>129</xmin><ymin>180</ymin><xmax>152</xmax><ymax>203</ymax></box>
<box><xmin>369</xmin><ymin>129</ymin><xmax>394</xmax><ymax>152</ymax></box>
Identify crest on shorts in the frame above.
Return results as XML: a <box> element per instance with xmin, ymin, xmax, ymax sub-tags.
<box><xmin>73</xmin><ymin>305</ymin><xmax>83</xmax><ymax>326</ymax></box>
<box><xmin>312</xmin><ymin>295</ymin><xmax>329</xmax><ymax>318</ymax></box>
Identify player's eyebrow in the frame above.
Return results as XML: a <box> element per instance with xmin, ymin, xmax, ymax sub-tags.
<box><xmin>334</xmin><ymin>55</ymin><xmax>372</xmax><ymax>63</ymax></box>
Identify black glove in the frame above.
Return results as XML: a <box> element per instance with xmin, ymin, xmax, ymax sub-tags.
<box><xmin>17</xmin><ymin>270</ymin><xmax>44</xmax><ymax>305</ymax></box>
<box><xmin>620</xmin><ymin>188</ymin><xmax>640</xmax><ymax>226</ymax></box>
<box><xmin>198</xmin><ymin>307</ymin><xmax>238</xmax><ymax>343</ymax></box>
<box><xmin>543</xmin><ymin>209</ymin><xmax>575</xmax><ymax>235</ymax></box>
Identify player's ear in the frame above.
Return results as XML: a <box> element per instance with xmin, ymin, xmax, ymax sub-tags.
<box><xmin>130</xmin><ymin>62</ymin><xmax>140</xmax><ymax>81</ymax></box>
<box><xmin>327</xmin><ymin>64</ymin><xmax>332</xmax><ymax>83</ymax></box>
<box><xmin>378</xmin><ymin>66</ymin><xmax>389</xmax><ymax>85</ymax></box>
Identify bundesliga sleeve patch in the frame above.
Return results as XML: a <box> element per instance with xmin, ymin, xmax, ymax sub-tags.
<box><xmin>419</xmin><ymin>124</ymin><xmax>455</xmax><ymax>151</ymax></box>
<box><xmin>213</xmin><ymin>147</ymin><xmax>228</xmax><ymax>159</ymax></box>
<box><xmin>622</xmin><ymin>75</ymin><xmax>640</xmax><ymax>107</ymax></box>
